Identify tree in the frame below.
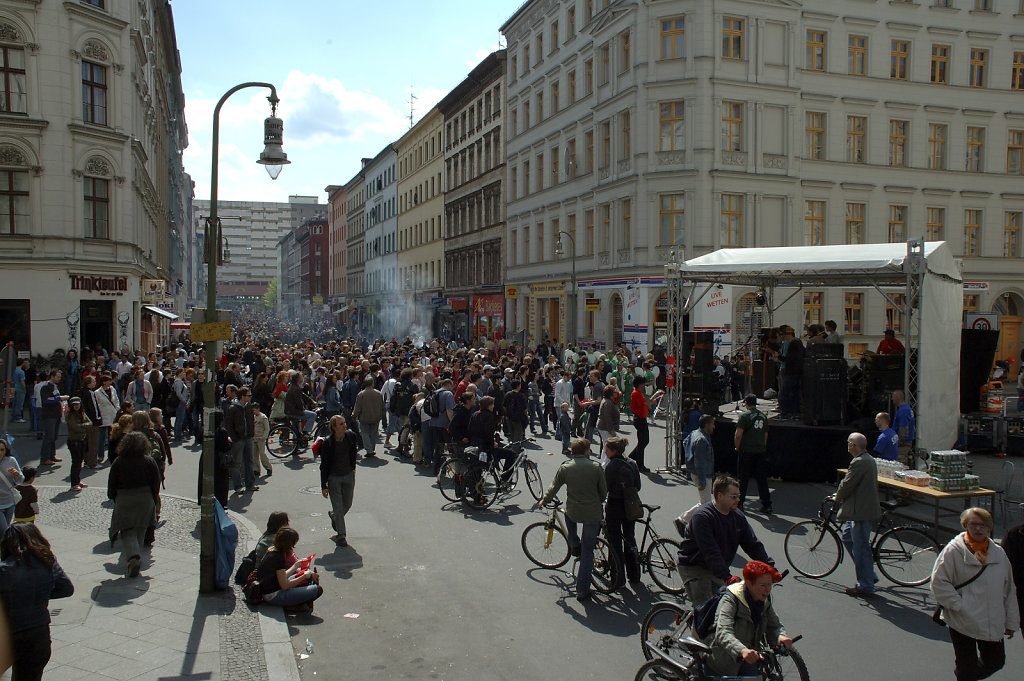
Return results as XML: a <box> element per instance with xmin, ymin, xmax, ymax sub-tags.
<box><xmin>262</xmin><ymin>277</ymin><xmax>278</xmax><ymax>310</ymax></box>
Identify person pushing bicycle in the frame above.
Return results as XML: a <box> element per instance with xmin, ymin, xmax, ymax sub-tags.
<box><xmin>706</xmin><ymin>560</ymin><xmax>794</xmax><ymax>677</ymax></box>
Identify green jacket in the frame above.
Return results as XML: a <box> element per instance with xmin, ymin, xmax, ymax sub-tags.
<box><xmin>709</xmin><ymin>582</ymin><xmax>786</xmax><ymax>676</ymax></box>
<box><xmin>540</xmin><ymin>454</ymin><xmax>607</xmax><ymax>523</ymax></box>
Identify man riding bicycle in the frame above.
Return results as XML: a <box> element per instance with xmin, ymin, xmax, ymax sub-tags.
<box><xmin>284</xmin><ymin>373</ymin><xmax>317</xmax><ymax>436</ymax></box>
<box><xmin>468</xmin><ymin>396</ymin><xmax>516</xmax><ymax>477</ymax></box>
<box><xmin>706</xmin><ymin>560</ymin><xmax>793</xmax><ymax>677</ymax></box>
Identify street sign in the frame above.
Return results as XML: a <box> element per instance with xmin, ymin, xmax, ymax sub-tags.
<box><xmin>964</xmin><ymin>312</ymin><xmax>999</xmax><ymax>331</ymax></box>
<box><xmin>505</xmin><ymin>286</ymin><xmax>518</xmax><ymax>299</ymax></box>
<box><xmin>190</xmin><ymin>321</ymin><xmax>232</xmax><ymax>342</ymax></box>
<box><xmin>585</xmin><ymin>298</ymin><xmax>601</xmax><ymax>311</ymax></box>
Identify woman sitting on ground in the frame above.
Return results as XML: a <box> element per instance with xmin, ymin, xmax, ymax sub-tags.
<box><xmin>255</xmin><ymin>527</ymin><xmax>322</xmax><ymax>612</ymax></box>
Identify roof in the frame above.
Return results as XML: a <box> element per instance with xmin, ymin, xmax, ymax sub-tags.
<box><xmin>666</xmin><ymin>241</ymin><xmax>961</xmax><ymax>288</ymax></box>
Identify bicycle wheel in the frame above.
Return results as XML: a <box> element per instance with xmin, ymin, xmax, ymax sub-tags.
<box><xmin>462</xmin><ymin>467</ymin><xmax>499</xmax><ymax>509</ymax></box>
<box><xmin>640</xmin><ymin>602</ymin><xmax>692</xmax><ymax>663</ymax></box>
<box><xmin>646</xmin><ymin>537</ymin><xmax>684</xmax><ymax>594</ymax></box>
<box><xmin>590</xmin><ymin>535</ymin><xmax>622</xmax><ymax>594</ymax></box>
<box><xmin>762</xmin><ymin>645</ymin><xmax>811</xmax><ymax>681</ymax></box>
<box><xmin>874</xmin><ymin>526</ymin><xmax>941</xmax><ymax>587</ymax></box>
<box><xmin>784</xmin><ymin>520</ymin><xmax>842</xmax><ymax>579</ymax></box>
<box><xmin>524</xmin><ymin>460</ymin><xmax>544</xmax><ymax>501</ymax></box>
<box><xmin>521</xmin><ymin>521</ymin><xmax>571</xmax><ymax>568</ymax></box>
<box><xmin>437</xmin><ymin>459</ymin><xmax>464</xmax><ymax>503</ymax></box>
<box><xmin>266</xmin><ymin>424</ymin><xmax>298</xmax><ymax>459</ymax></box>
<box><xmin>633</xmin><ymin>659</ymin><xmax>684</xmax><ymax>681</ymax></box>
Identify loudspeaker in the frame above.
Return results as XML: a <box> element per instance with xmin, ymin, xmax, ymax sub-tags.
<box><xmin>960</xmin><ymin>329</ymin><xmax>1000</xmax><ymax>413</ymax></box>
<box><xmin>750</xmin><ymin>359</ymin><xmax>778</xmax><ymax>395</ymax></box>
<box><xmin>683</xmin><ymin>331</ymin><xmax>714</xmax><ymax>374</ymax></box>
<box><xmin>802</xmin><ymin>358</ymin><xmax>846</xmax><ymax>425</ymax></box>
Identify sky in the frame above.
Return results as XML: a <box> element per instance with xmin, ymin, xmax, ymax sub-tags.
<box><xmin>171</xmin><ymin>0</ymin><xmax>525</xmax><ymax>204</ymax></box>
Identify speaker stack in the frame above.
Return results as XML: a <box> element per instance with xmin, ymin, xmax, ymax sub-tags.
<box><xmin>801</xmin><ymin>352</ymin><xmax>847</xmax><ymax>426</ymax></box>
<box><xmin>679</xmin><ymin>331</ymin><xmax>719</xmax><ymax>413</ymax></box>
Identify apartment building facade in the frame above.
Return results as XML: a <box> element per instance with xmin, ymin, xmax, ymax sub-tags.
<box><xmin>342</xmin><ymin>170</ymin><xmax>365</xmax><ymax>333</ymax></box>
<box><xmin>325</xmin><ymin>184</ymin><xmax>347</xmax><ymax>321</ymax></box>
<box><xmin>362</xmin><ymin>145</ymin><xmax>398</xmax><ymax>336</ymax></box>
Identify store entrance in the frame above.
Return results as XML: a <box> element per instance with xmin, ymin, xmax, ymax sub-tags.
<box><xmin>80</xmin><ymin>300</ymin><xmax>113</xmax><ymax>354</ymax></box>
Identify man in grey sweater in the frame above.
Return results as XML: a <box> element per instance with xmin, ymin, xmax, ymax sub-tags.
<box><xmin>352</xmin><ymin>377</ymin><xmax>385</xmax><ymax>458</ymax></box>
<box><xmin>834</xmin><ymin>432</ymin><xmax>881</xmax><ymax>597</ymax></box>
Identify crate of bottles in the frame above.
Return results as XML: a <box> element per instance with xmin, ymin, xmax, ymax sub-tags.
<box><xmin>929</xmin><ymin>450</ymin><xmax>968</xmax><ymax>472</ymax></box>
<box><xmin>964</xmin><ymin>474</ymin><xmax>980</xmax><ymax>490</ymax></box>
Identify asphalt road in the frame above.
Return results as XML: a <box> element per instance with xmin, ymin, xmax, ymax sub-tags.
<box><xmin>19</xmin><ymin>416</ymin><xmax>1021</xmax><ymax>681</ymax></box>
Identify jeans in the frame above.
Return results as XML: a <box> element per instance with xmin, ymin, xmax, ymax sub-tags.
<box><xmin>564</xmin><ymin>515</ymin><xmax>600</xmax><ymax>596</ymax></box>
<box><xmin>359</xmin><ymin>421</ymin><xmax>379</xmax><ymax>454</ymax></box>
<box><xmin>97</xmin><ymin>426</ymin><xmax>110</xmax><ymax>462</ymax></box>
<box><xmin>11</xmin><ymin>624</ymin><xmax>52</xmax><ymax>681</ymax></box>
<box><xmin>230</xmin><ymin>439</ymin><xmax>255</xmax><ymax>490</ymax></box>
<box><xmin>263</xmin><ymin>582</ymin><xmax>322</xmax><ymax>608</ymax></box>
<box><xmin>327</xmin><ymin>472</ymin><xmax>356</xmax><ymax>539</ymax></box>
<box><xmin>0</xmin><ymin>504</ymin><xmax>14</xmax><ymax>536</ymax></box>
<box><xmin>629</xmin><ymin>417</ymin><xmax>650</xmax><ymax>469</ymax></box>
<box><xmin>301</xmin><ymin>409</ymin><xmax>317</xmax><ymax>433</ymax></box>
<box><xmin>780</xmin><ymin>374</ymin><xmax>801</xmax><ymax>416</ymax></box>
<box><xmin>174</xmin><ymin>402</ymin><xmax>188</xmax><ymax>439</ymax></box>
<box><xmin>39</xmin><ymin>416</ymin><xmax>59</xmax><ymax>461</ymax></box>
<box><xmin>12</xmin><ymin>387</ymin><xmax>25</xmax><ymax>419</ymax></box>
<box><xmin>528</xmin><ymin>399</ymin><xmax>546</xmax><ymax>433</ymax></box>
<box><xmin>841</xmin><ymin>520</ymin><xmax>876</xmax><ymax>593</ymax></box>
<box><xmin>738</xmin><ymin>450</ymin><xmax>772</xmax><ymax>509</ymax></box>
<box><xmin>560</xmin><ymin>428</ymin><xmax>572</xmax><ymax>452</ymax></box>
<box><xmin>584</xmin><ymin>406</ymin><xmax>599</xmax><ymax>443</ymax></box>
<box><xmin>68</xmin><ymin>440</ymin><xmax>86</xmax><ymax>486</ymax></box>
<box><xmin>948</xmin><ymin>626</ymin><xmax>1006</xmax><ymax>681</ymax></box>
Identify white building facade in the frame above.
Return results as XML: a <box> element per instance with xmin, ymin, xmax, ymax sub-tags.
<box><xmin>362</xmin><ymin>145</ymin><xmax>398</xmax><ymax>336</ymax></box>
<box><xmin>501</xmin><ymin>0</ymin><xmax>1024</xmax><ymax>360</ymax></box>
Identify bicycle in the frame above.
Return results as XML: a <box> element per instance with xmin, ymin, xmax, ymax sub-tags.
<box><xmin>783</xmin><ymin>496</ymin><xmax>940</xmax><ymax>587</ymax></box>
<box><xmin>438</xmin><ymin>438</ymin><xmax>543</xmax><ymax>509</ymax></box>
<box><xmin>266</xmin><ymin>406</ymin><xmax>330</xmax><ymax>459</ymax></box>
<box><xmin>520</xmin><ymin>499</ymin><xmax>622</xmax><ymax>594</ymax></box>
<box><xmin>634</xmin><ymin>504</ymin><xmax>685</xmax><ymax>594</ymax></box>
<box><xmin>636</xmin><ymin>632</ymin><xmax>809</xmax><ymax>681</ymax></box>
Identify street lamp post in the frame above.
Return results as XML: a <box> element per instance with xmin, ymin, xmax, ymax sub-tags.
<box><xmin>554</xmin><ymin>231</ymin><xmax>577</xmax><ymax>344</ymax></box>
<box><xmin>199</xmin><ymin>83</ymin><xmax>289</xmax><ymax>593</ymax></box>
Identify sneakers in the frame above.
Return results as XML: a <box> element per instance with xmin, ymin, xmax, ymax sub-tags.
<box><xmin>71</xmin><ymin>484</ymin><xmax>83</xmax><ymax>491</ymax></box>
<box><xmin>126</xmin><ymin>555</ymin><xmax>141</xmax><ymax>578</ymax></box>
<box><xmin>40</xmin><ymin>460</ymin><xmax>58</xmax><ymax>466</ymax></box>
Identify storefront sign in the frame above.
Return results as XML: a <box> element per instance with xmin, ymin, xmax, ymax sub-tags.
<box><xmin>585</xmin><ymin>298</ymin><xmax>601</xmax><ymax>311</ymax></box>
<box><xmin>963</xmin><ymin>282</ymin><xmax>989</xmax><ymax>291</ymax></box>
<box><xmin>530</xmin><ymin>282</ymin><xmax>565</xmax><ymax>296</ymax></box>
<box><xmin>142</xmin><ymin>278</ymin><xmax>165</xmax><ymax>302</ymax></box>
<box><xmin>70</xmin><ymin>274</ymin><xmax>128</xmax><ymax>294</ymax></box>
<box><xmin>505</xmin><ymin>286</ymin><xmax>518</xmax><ymax>299</ymax></box>
<box><xmin>472</xmin><ymin>294</ymin><xmax>504</xmax><ymax>318</ymax></box>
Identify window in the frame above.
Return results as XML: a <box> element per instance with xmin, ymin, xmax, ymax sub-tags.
<box><xmin>659</xmin><ymin>194</ymin><xmax>684</xmax><ymax>245</ymax></box>
<box><xmin>523</xmin><ymin>160</ymin><xmax>530</xmax><ymax>196</ymax></box>
<box><xmin>846</xmin><ymin>116</ymin><xmax>866</xmax><ymax>163</ymax></box>
<box><xmin>931</xmin><ymin>45</ymin><xmax>949</xmax><ymax>84</ymax></box>
<box><xmin>886</xmin><ymin>294</ymin><xmax>906</xmax><ymax>334</ymax></box>
<box><xmin>803</xmin><ymin>291</ymin><xmax>823</xmax><ymax>332</ymax></box>
<box><xmin>585</xmin><ymin>129</ymin><xmax>594</xmax><ymax>172</ymax></box>
<box><xmin>600</xmin><ymin>120</ymin><xmax>611</xmax><ymax>169</ymax></box>
<box><xmin>1008</xmin><ymin>130</ymin><xmax>1024</xmax><ymax>175</ymax></box>
<box><xmin>510</xmin><ymin>230</ymin><xmax>517</xmax><ymax>265</ymax></box>
<box><xmin>601</xmin><ymin>204</ymin><xmax>611</xmax><ymax>252</ymax></box>
<box><xmin>720</xmin><ymin>194</ymin><xmax>743</xmax><ymax>247</ymax></box>
<box><xmin>551</xmin><ymin>145</ymin><xmax>560</xmax><ymax>183</ymax></box>
<box><xmin>567</xmin><ymin>7</ymin><xmax>576</xmax><ymax>36</ymax></box>
<box><xmin>585</xmin><ymin>208</ymin><xmax>595</xmax><ymax>255</ymax></box>
<box><xmin>888</xmin><ymin>120</ymin><xmax>908</xmax><ymax>167</ymax></box>
<box><xmin>536</xmin><ymin>153</ymin><xmax>544</xmax><ymax>192</ymax></box>
<box><xmin>567</xmin><ymin>70</ymin><xmax>576</xmax><ymax>104</ymax></box>
<box><xmin>966</xmin><ymin>126</ymin><xmax>985</xmax><ymax>172</ymax></box>
<box><xmin>567</xmin><ymin>138</ymin><xmax>577</xmax><ymax>178</ymax></box>
<box><xmin>722</xmin><ymin>101</ymin><xmax>743</xmax><ymax>152</ymax></box>
<box><xmin>536</xmin><ymin>92</ymin><xmax>544</xmax><ymax>121</ymax></box>
<box><xmin>806</xmin><ymin>112</ymin><xmax>825</xmax><ymax>160</ymax></box>
<box><xmin>510</xmin><ymin>55</ymin><xmax>518</xmax><ymax>82</ymax></box>
<box><xmin>844</xmin><ymin>292</ymin><xmax>863</xmax><ymax>335</ymax></box>
<box><xmin>926</xmin><ymin>207</ymin><xmax>945</xmax><ymax>240</ymax></box>
<box><xmin>523</xmin><ymin>225</ymin><xmax>530</xmax><ymax>262</ymax></box>
<box><xmin>969</xmin><ymin>49</ymin><xmax>988</xmax><ymax>88</ymax></box>
<box><xmin>551</xmin><ymin>21</ymin><xmax>559</xmax><ymax>50</ymax></box>
<box><xmin>928</xmin><ymin>123</ymin><xmax>947</xmax><ymax>170</ymax></box>
<box><xmin>536</xmin><ymin>34</ymin><xmax>544</xmax><ymax>65</ymax></box>
<box><xmin>585</xmin><ymin>0</ymin><xmax>593</xmax><ymax>20</ymax></box>
<box><xmin>805</xmin><ymin>200</ymin><xmax>825</xmax><ymax>246</ymax></box>
<box><xmin>889</xmin><ymin>205</ymin><xmax>907</xmax><ymax>242</ymax></box>
<box><xmin>84</xmin><ymin>176</ymin><xmax>109</xmax><ymax>239</ymax></box>
<box><xmin>585</xmin><ymin>58</ymin><xmax>594</xmax><ymax>95</ymax></box>
<box><xmin>523</xmin><ymin>101</ymin><xmax>530</xmax><ymax>129</ymax></box>
<box><xmin>964</xmin><ymin>294</ymin><xmax>979</xmax><ymax>312</ymax></box>
<box><xmin>551</xmin><ymin>82</ymin><xmax>559</xmax><ymax>114</ymax></box>
<box><xmin>0</xmin><ymin>47</ymin><xmax>27</xmax><ymax>113</ymax></box>
<box><xmin>82</xmin><ymin>0</ymin><xmax>105</xmax><ymax>7</ymax></box>
<box><xmin>975</xmin><ymin>0</ymin><xmax>992</xmax><ymax>10</ymax></box>
<box><xmin>621</xmin><ymin>110</ymin><xmax>631</xmax><ymax>157</ymax></box>
<box><xmin>523</xmin><ymin>44</ymin><xmax>530</xmax><ymax>73</ymax></box>
<box><xmin>846</xmin><ymin>203</ymin><xmax>865</xmax><ymax>244</ymax></box>
<box><xmin>510</xmin><ymin>107</ymin><xmax>518</xmax><ymax>136</ymax></box>
<box><xmin>0</xmin><ymin>170</ymin><xmax>29</xmax><ymax>234</ymax></box>
<box><xmin>620</xmin><ymin>31</ymin><xmax>631</xmax><ymax>72</ymax></box>
<box><xmin>1014</xmin><ymin>53</ymin><xmax>1024</xmax><ymax>90</ymax></box>
<box><xmin>599</xmin><ymin>44</ymin><xmax>610</xmax><ymax>84</ymax></box>
<box><xmin>659</xmin><ymin>101</ymin><xmax>685</xmax><ymax>151</ymax></box>
<box><xmin>567</xmin><ymin>213</ymin><xmax>576</xmax><ymax>254</ymax></box>
<box><xmin>848</xmin><ymin>36</ymin><xmax>867</xmax><ymax>76</ymax></box>
<box><xmin>723</xmin><ymin>17</ymin><xmax>744</xmax><ymax>60</ymax></box>
<box><xmin>621</xmin><ymin>198</ymin><xmax>631</xmax><ymax>248</ymax></box>
<box><xmin>890</xmin><ymin>40</ymin><xmax>909</xmax><ymax>80</ymax></box>
<box><xmin>964</xmin><ymin>209</ymin><xmax>982</xmax><ymax>256</ymax></box>
<box><xmin>806</xmin><ymin>31</ymin><xmax>826</xmax><ymax>71</ymax></box>
<box><xmin>660</xmin><ymin>18</ymin><xmax>685</xmax><ymax>60</ymax></box>
<box><xmin>536</xmin><ymin>221</ymin><xmax>544</xmax><ymax>261</ymax></box>
<box><xmin>82</xmin><ymin>61</ymin><xmax>107</xmax><ymax>125</ymax></box>
<box><xmin>1005</xmin><ymin>211</ymin><xmax>1022</xmax><ymax>257</ymax></box>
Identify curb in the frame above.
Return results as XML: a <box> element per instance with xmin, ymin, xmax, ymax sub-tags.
<box><xmin>35</xmin><ymin>486</ymin><xmax>301</xmax><ymax>681</ymax></box>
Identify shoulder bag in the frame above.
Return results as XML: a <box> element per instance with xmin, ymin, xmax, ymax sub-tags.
<box><xmin>933</xmin><ymin>563</ymin><xmax>989</xmax><ymax>626</ymax></box>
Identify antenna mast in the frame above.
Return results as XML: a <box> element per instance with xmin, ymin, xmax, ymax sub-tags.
<box><xmin>408</xmin><ymin>87</ymin><xmax>417</xmax><ymax>128</ymax></box>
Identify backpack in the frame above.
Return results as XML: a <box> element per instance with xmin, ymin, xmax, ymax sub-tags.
<box><xmin>692</xmin><ymin>585</ymin><xmax>730</xmax><ymax>640</ymax></box>
<box><xmin>424</xmin><ymin>391</ymin><xmax>441</xmax><ymax>418</ymax></box>
<box><xmin>391</xmin><ymin>381</ymin><xmax>414</xmax><ymax>415</ymax></box>
<box><xmin>408</xmin><ymin>402</ymin><xmax>422</xmax><ymax>432</ymax></box>
<box><xmin>146</xmin><ymin>432</ymin><xmax>166</xmax><ymax>472</ymax></box>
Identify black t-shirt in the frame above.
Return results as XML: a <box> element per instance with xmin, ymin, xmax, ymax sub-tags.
<box><xmin>256</xmin><ymin>549</ymin><xmax>288</xmax><ymax>594</ymax></box>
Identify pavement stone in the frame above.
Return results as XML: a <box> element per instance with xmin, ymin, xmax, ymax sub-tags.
<box><xmin>0</xmin><ymin>484</ymin><xmax>300</xmax><ymax>681</ymax></box>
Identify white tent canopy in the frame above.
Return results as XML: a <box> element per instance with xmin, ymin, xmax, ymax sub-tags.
<box><xmin>666</xmin><ymin>241</ymin><xmax>962</xmax><ymax>452</ymax></box>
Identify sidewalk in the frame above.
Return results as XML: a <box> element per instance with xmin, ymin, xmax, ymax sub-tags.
<box><xmin>1</xmin><ymin>485</ymin><xmax>300</xmax><ymax>681</ymax></box>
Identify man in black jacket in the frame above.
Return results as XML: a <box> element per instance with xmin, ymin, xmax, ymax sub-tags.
<box><xmin>225</xmin><ymin>387</ymin><xmax>257</xmax><ymax>493</ymax></box>
<box><xmin>319</xmin><ymin>416</ymin><xmax>359</xmax><ymax>547</ymax></box>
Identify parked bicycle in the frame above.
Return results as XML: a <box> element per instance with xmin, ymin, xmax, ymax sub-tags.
<box><xmin>783</xmin><ymin>496</ymin><xmax>940</xmax><ymax>587</ymax></box>
<box><xmin>633</xmin><ymin>503</ymin><xmax>685</xmax><ymax>594</ymax></box>
<box><xmin>266</xmin><ymin>406</ymin><xmax>331</xmax><ymax>459</ymax></box>
<box><xmin>636</xmin><ymin>632</ymin><xmax>809</xmax><ymax>681</ymax></box>
<box><xmin>520</xmin><ymin>499</ymin><xmax>622</xmax><ymax>594</ymax></box>
<box><xmin>438</xmin><ymin>438</ymin><xmax>543</xmax><ymax>509</ymax></box>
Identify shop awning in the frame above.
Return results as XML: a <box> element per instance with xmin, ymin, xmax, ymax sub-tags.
<box><xmin>142</xmin><ymin>305</ymin><xmax>179</xmax><ymax>320</ymax></box>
